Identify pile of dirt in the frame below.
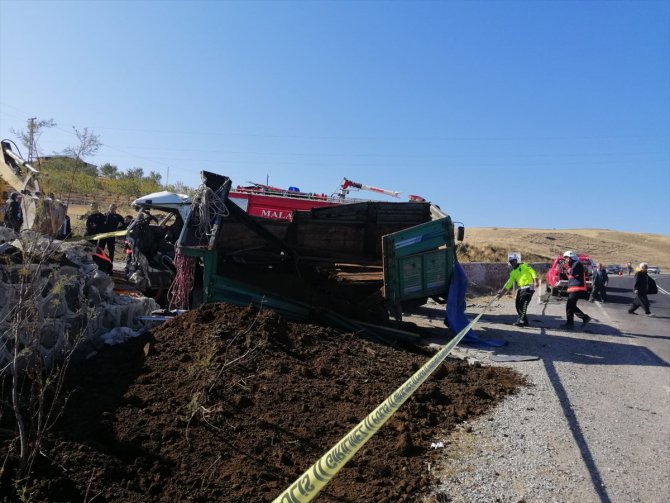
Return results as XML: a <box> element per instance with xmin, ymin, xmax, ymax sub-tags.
<box><xmin>2</xmin><ymin>303</ymin><xmax>525</xmax><ymax>502</ymax></box>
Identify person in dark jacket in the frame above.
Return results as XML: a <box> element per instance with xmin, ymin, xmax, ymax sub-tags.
<box><xmin>4</xmin><ymin>192</ymin><xmax>23</xmax><ymax>232</ymax></box>
<box><xmin>100</xmin><ymin>203</ymin><xmax>126</xmax><ymax>262</ymax></box>
<box><xmin>589</xmin><ymin>262</ymin><xmax>609</xmax><ymax>303</ymax></box>
<box><xmin>628</xmin><ymin>263</ymin><xmax>655</xmax><ymax>317</ymax></box>
<box><xmin>560</xmin><ymin>251</ymin><xmax>592</xmax><ymax>329</ymax></box>
<box><xmin>84</xmin><ymin>202</ymin><xmax>105</xmax><ymax>245</ymax></box>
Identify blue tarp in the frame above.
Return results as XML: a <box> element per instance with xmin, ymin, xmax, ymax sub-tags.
<box><xmin>446</xmin><ymin>262</ymin><xmax>507</xmax><ymax>347</ymax></box>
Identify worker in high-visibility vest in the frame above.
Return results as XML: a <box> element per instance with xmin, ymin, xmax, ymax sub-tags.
<box><xmin>496</xmin><ymin>253</ymin><xmax>539</xmax><ymax>327</ymax></box>
<box><xmin>560</xmin><ymin>250</ymin><xmax>592</xmax><ymax>329</ymax></box>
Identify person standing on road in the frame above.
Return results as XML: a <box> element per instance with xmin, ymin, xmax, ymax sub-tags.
<box><xmin>589</xmin><ymin>263</ymin><xmax>608</xmax><ymax>303</ymax></box>
<box><xmin>496</xmin><ymin>253</ymin><xmax>539</xmax><ymax>327</ymax></box>
<box><xmin>628</xmin><ymin>263</ymin><xmax>655</xmax><ymax>317</ymax></box>
<box><xmin>100</xmin><ymin>203</ymin><xmax>125</xmax><ymax>262</ymax></box>
<box><xmin>626</xmin><ymin>262</ymin><xmax>633</xmax><ymax>275</ymax></box>
<box><xmin>560</xmin><ymin>251</ymin><xmax>592</xmax><ymax>329</ymax></box>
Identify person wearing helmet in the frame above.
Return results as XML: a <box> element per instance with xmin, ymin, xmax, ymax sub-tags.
<box><xmin>496</xmin><ymin>252</ymin><xmax>539</xmax><ymax>327</ymax></box>
<box><xmin>628</xmin><ymin>263</ymin><xmax>655</xmax><ymax>317</ymax></box>
<box><xmin>560</xmin><ymin>251</ymin><xmax>592</xmax><ymax>329</ymax></box>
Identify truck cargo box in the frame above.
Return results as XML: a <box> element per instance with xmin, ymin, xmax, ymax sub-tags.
<box><xmin>178</xmin><ymin>171</ymin><xmax>458</xmax><ymax>324</ymax></box>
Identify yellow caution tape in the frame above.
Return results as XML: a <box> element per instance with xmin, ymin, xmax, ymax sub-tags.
<box><xmin>66</xmin><ymin>229</ymin><xmax>128</xmax><ymax>242</ymax></box>
<box><xmin>273</xmin><ymin>310</ymin><xmax>485</xmax><ymax>503</ymax></box>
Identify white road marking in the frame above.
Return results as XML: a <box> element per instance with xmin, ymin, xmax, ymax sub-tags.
<box><xmin>658</xmin><ymin>286</ymin><xmax>669</xmax><ymax>295</ymax></box>
<box><xmin>594</xmin><ymin>300</ymin><xmax>613</xmax><ymax>323</ymax></box>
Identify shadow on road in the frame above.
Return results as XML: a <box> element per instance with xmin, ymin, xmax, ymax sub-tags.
<box><xmin>471</xmin><ymin>319</ymin><xmax>667</xmax><ymax>367</ymax></box>
<box><xmin>543</xmin><ymin>358</ymin><xmax>613</xmax><ymax>503</ymax></box>
<box><xmin>598</xmin><ymin>286</ymin><xmax>638</xmax><ymax>305</ymax></box>
<box><xmin>470</xmin><ymin>300</ymin><xmax>667</xmax><ymax>503</ymax></box>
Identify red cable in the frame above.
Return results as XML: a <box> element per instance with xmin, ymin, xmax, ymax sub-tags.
<box><xmin>167</xmin><ymin>251</ymin><xmax>196</xmax><ymax>310</ymax></box>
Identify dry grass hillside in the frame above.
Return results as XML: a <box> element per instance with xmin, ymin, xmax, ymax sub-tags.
<box><xmin>460</xmin><ymin>228</ymin><xmax>670</xmax><ymax>269</ymax></box>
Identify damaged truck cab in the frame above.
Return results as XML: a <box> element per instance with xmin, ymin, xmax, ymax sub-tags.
<box><xmin>125</xmin><ymin>190</ymin><xmax>191</xmax><ymax>294</ymax></box>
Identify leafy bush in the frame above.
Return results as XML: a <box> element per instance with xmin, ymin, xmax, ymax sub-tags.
<box><xmin>37</xmin><ymin>159</ymin><xmax>164</xmax><ymax>201</ymax></box>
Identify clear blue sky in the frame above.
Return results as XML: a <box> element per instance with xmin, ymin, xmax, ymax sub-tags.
<box><xmin>1</xmin><ymin>0</ymin><xmax>668</xmax><ymax>235</ymax></box>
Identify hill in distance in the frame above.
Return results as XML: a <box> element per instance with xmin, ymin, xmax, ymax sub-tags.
<box><xmin>64</xmin><ymin>191</ymin><xmax>668</xmax><ymax>271</ymax></box>
<box><xmin>460</xmin><ymin>227</ymin><xmax>670</xmax><ymax>269</ymax></box>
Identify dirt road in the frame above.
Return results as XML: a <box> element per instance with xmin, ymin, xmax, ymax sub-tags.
<box><xmin>426</xmin><ymin>275</ymin><xmax>670</xmax><ymax>502</ymax></box>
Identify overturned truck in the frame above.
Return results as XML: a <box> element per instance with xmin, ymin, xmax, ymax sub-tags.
<box><xmin>165</xmin><ymin>171</ymin><xmax>463</xmax><ymax>327</ymax></box>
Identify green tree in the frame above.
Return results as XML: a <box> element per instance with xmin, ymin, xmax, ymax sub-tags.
<box><xmin>62</xmin><ymin>127</ymin><xmax>102</xmax><ymax>173</ymax></box>
<box><xmin>147</xmin><ymin>170</ymin><xmax>162</xmax><ymax>184</ymax></box>
<box><xmin>99</xmin><ymin>163</ymin><xmax>119</xmax><ymax>179</ymax></box>
<box><xmin>123</xmin><ymin>167</ymin><xmax>144</xmax><ymax>179</ymax></box>
<box><xmin>62</xmin><ymin>127</ymin><xmax>102</xmax><ymax>204</ymax></box>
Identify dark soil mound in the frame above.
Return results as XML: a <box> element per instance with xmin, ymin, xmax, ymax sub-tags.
<box><xmin>2</xmin><ymin>303</ymin><xmax>525</xmax><ymax>502</ymax></box>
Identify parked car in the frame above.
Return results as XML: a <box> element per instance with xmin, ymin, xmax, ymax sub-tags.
<box><xmin>647</xmin><ymin>265</ymin><xmax>661</xmax><ymax>274</ymax></box>
<box><xmin>545</xmin><ymin>254</ymin><xmax>594</xmax><ymax>296</ymax></box>
<box><xmin>606</xmin><ymin>264</ymin><xmax>621</xmax><ymax>275</ymax></box>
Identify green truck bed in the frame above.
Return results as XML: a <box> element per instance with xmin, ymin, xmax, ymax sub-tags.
<box><xmin>179</xmin><ymin>171</ymin><xmax>458</xmax><ymax>328</ymax></box>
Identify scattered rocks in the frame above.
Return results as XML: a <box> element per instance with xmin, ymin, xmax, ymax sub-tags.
<box><xmin>0</xmin><ymin>233</ymin><xmax>158</xmax><ymax>370</ymax></box>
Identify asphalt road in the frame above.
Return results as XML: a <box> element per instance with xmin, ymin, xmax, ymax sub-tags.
<box><xmin>412</xmin><ymin>276</ymin><xmax>670</xmax><ymax>502</ymax></box>
<box><xmin>594</xmin><ymin>272</ymin><xmax>670</xmax><ymax>364</ymax></box>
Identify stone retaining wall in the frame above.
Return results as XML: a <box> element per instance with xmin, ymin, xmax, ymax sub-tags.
<box><xmin>461</xmin><ymin>262</ymin><xmax>551</xmax><ymax>292</ymax></box>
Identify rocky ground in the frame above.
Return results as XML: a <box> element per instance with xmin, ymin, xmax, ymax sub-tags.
<box><xmin>1</xmin><ymin>302</ymin><xmax>525</xmax><ymax>502</ymax></box>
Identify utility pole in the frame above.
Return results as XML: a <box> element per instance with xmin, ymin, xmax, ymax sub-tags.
<box><xmin>27</xmin><ymin>117</ymin><xmax>37</xmax><ymax>163</ymax></box>
<box><xmin>166</xmin><ymin>167</ymin><xmax>170</xmax><ymax>189</ymax></box>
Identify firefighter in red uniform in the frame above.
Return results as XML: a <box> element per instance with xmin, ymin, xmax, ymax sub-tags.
<box><xmin>560</xmin><ymin>251</ymin><xmax>592</xmax><ymax>329</ymax></box>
